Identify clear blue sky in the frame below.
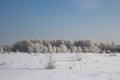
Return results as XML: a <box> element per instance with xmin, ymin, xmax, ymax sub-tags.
<box><xmin>0</xmin><ymin>0</ymin><xmax>120</xmax><ymax>45</ymax></box>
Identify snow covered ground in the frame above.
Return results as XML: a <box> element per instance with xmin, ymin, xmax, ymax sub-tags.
<box><xmin>0</xmin><ymin>52</ymin><xmax>120</xmax><ymax>80</ymax></box>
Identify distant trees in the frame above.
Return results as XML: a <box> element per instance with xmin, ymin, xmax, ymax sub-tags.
<box><xmin>12</xmin><ymin>40</ymin><xmax>32</xmax><ymax>52</ymax></box>
<box><xmin>1</xmin><ymin>39</ymin><xmax>120</xmax><ymax>53</ymax></box>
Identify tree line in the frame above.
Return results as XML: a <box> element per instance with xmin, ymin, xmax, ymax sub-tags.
<box><xmin>0</xmin><ymin>39</ymin><xmax>120</xmax><ymax>53</ymax></box>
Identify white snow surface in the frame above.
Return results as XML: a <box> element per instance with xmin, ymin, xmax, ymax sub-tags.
<box><xmin>0</xmin><ymin>52</ymin><xmax>120</xmax><ymax>80</ymax></box>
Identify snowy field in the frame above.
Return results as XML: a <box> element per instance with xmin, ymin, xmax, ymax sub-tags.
<box><xmin>0</xmin><ymin>52</ymin><xmax>120</xmax><ymax>80</ymax></box>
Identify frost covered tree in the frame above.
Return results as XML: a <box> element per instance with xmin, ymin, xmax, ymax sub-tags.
<box><xmin>12</xmin><ymin>40</ymin><xmax>32</xmax><ymax>52</ymax></box>
<box><xmin>60</xmin><ymin>44</ymin><xmax>68</xmax><ymax>53</ymax></box>
<box><xmin>43</xmin><ymin>46</ymin><xmax>48</xmax><ymax>53</ymax></box>
<box><xmin>48</xmin><ymin>43</ymin><xmax>53</xmax><ymax>53</ymax></box>
<box><xmin>3</xmin><ymin>45</ymin><xmax>12</xmax><ymax>52</ymax></box>
<box><xmin>39</xmin><ymin>44</ymin><xmax>46</xmax><ymax>53</ymax></box>
<box><xmin>2</xmin><ymin>39</ymin><xmax>120</xmax><ymax>53</ymax></box>
<box><xmin>56</xmin><ymin>47</ymin><xmax>61</xmax><ymax>53</ymax></box>
<box><xmin>0</xmin><ymin>46</ymin><xmax>3</xmax><ymax>53</ymax></box>
<box><xmin>73</xmin><ymin>46</ymin><xmax>77</xmax><ymax>53</ymax></box>
<box><xmin>83</xmin><ymin>47</ymin><xmax>89</xmax><ymax>53</ymax></box>
<box><xmin>52</xmin><ymin>46</ymin><xmax>56</xmax><ymax>53</ymax></box>
<box><xmin>77</xmin><ymin>46</ymin><xmax>82</xmax><ymax>53</ymax></box>
<box><xmin>65</xmin><ymin>40</ymin><xmax>74</xmax><ymax>52</ymax></box>
<box><xmin>28</xmin><ymin>46</ymin><xmax>34</xmax><ymax>53</ymax></box>
<box><xmin>27</xmin><ymin>42</ymin><xmax>34</xmax><ymax>53</ymax></box>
